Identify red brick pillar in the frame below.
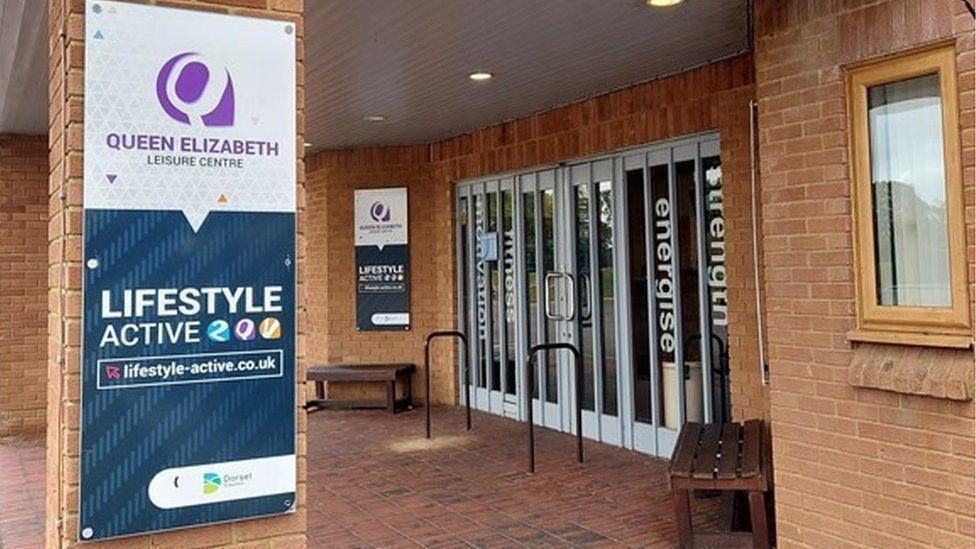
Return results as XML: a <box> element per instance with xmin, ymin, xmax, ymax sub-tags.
<box><xmin>0</xmin><ymin>134</ymin><xmax>48</xmax><ymax>437</ymax></box>
<box><xmin>46</xmin><ymin>1</ymin><xmax>307</xmax><ymax>547</ymax></box>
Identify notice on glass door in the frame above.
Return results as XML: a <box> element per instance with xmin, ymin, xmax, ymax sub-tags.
<box><xmin>355</xmin><ymin>187</ymin><xmax>411</xmax><ymax>330</ymax></box>
<box><xmin>81</xmin><ymin>0</ymin><xmax>296</xmax><ymax>541</ymax></box>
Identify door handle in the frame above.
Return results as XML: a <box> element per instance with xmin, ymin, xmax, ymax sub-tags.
<box><xmin>564</xmin><ymin>273</ymin><xmax>576</xmax><ymax>321</ymax></box>
<box><xmin>544</xmin><ymin>272</ymin><xmax>563</xmax><ymax>321</ymax></box>
<box><xmin>578</xmin><ymin>273</ymin><xmax>591</xmax><ymax>322</ymax></box>
<box><xmin>544</xmin><ymin>272</ymin><xmax>576</xmax><ymax>321</ymax></box>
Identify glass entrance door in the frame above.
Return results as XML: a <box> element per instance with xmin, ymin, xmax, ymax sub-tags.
<box><xmin>457</xmin><ymin>179</ymin><xmax>518</xmax><ymax>416</ymax></box>
<box><xmin>457</xmin><ymin>170</ymin><xmax>563</xmax><ymax>424</ymax></box>
<box><xmin>520</xmin><ymin>170</ymin><xmax>562</xmax><ymax>430</ymax></box>
<box><xmin>456</xmin><ymin>133</ymin><xmax>729</xmax><ymax>458</ymax></box>
<box><xmin>624</xmin><ymin>137</ymin><xmax>729</xmax><ymax>457</ymax></box>
<box><xmin>564</xmin><ymin>159</ymin><xmax>623</xmax><ymax>445</ymax></box>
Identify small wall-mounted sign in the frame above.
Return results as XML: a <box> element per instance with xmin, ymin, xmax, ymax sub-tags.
<box><xmin>477</xmin><ymin>232</ymin><xmax>498</xmax><ymax>261</ymax></box>
<box><xmin>355</xmin><ymin>187</ymin><xmax>410</xmax><ymax>331</ymax></box>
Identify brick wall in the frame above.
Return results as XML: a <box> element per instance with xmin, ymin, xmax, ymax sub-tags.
<box><xmin>755</xmin><ymin>0</ymin><xmax>975</xmax><ymax>546</ymax></box>
<box><xmin>431</xmin><ymin>53</ymin><xmax>768</xmax><ymax>421</ymax></box>
<box><xmin>0</xmin><ymin>134</ymin><xmax>48</xmax><ymax>437</ymax></box>
<box><xmin>307</xmin><ymin>54</ymin><xmax>769</xmax><ymax>419</ymax></box>
<box><xmin>45</xmin><ymin>1</ymin><xmax>307</xmax><ymax>547</ymax></box>
<box><xmin>305</xmin><ymin>146</ymin><xmax>457</xmax><ymax>404</ymax></box>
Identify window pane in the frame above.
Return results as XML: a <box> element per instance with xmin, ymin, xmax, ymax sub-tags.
<box><xmin>701</xmin><ymin>154</ymin><xmax>730</xmax><ymax>423</ymax></box>
<box><xmin>675</xmin><ymin>160</ymin><xmax>703</xmax><ymax>426</ymax></box>
<box><xmin>575</xmin><ymin>184</ymin><xmax>595</xmax><ymax>411</ymax></box>
<box><xmin>502</xmin><ymin>189</ymin><xmax>516</xmax><ymax>395</ymax></box>
<box><xmin>488</xmin><ymin>191</ymin><xmax>501</xmax><ymax>391</ymax></box>
<box><xmin>868</xmin><ymin>73</ymin><xmax>951</xmax><ymax>308</ymax></box>
<box><xmin>474</xmin><ymin>194</ymin><xmax>487</xmax><ymax>388</ymax></box>
<box><xmin>649</xmin><ymin>164</ymin><xmax>676</xmax><ymax>428</ymax></box>
<box><xmin>627</xmin><ymin>168</ymin><xmax>652</xmax><ymax>424</ymax></box>
<box><xmin>541</xmin><ymin>190</ymin><xmax>558</xmax><ymax>403</ymax></box>
<box><xmin>524</xmin><ymin>192</ymin><xmax>539</xmax><ymax>399</ymax></box>
<box><xmin>597</xmin><ymin>180</ymin><xmax>617</xmax><ymax>416</ymax></box>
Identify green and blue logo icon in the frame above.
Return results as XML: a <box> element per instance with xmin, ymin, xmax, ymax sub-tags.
<box><xmin>202</xmin><ymin>472</ymin><xmax>221</xmax><ymax>495</ymax></box>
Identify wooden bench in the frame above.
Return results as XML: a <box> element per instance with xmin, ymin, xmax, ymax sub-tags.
<box><xmin>306</xmin><ymin>363</ymin><xmax>416</xmax><ymax>414</ymax></box>
<box><xmin>668</xmin><ymin>420</ymin><xmax>772</xmax><ymax>549</ymax></box>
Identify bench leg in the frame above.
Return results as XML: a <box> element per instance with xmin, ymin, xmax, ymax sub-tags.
<box><xmin>671</xmin><ymin>488</ymin><xmax>693</xmax><ymax>549</ymax></box>
<box><xmin>386</xmin><ymin>380</ymin><xmax>396</xmax><ymax>414</ymax></box>
<box><xmin>748</xmin><ymin>491</ymin><xmax>771</xmax><ymax>549</ymax></box>
<box><xmin>405</xmin><ymin>373</ymin><xmax>413</xmax><ymax>409</ymax></box>
<box><xmin>304</xmin><ymin>381</ymin><xmax>325</xmax><ymax>412</ymax></box>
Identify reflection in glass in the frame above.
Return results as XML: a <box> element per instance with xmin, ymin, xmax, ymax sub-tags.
<box><xmin>502</xmin><ymin>189</ymin><xmax>516</xmax><ymax>395</ymax></box>
<box><xmin>487</xmin><ymin>192</ymin><xmax>501</xmax><ymax>391</ymax></box>
<box><xmin>523</xmin><ymin>192</ymin><xmax>539</xmax><ymax>399</ymax></box>
<box><xmin>459</xmin><ymin>197</ymin><xmax>471</xmax><ymax>395</ymax></box>
<box><xmin>542</xmin><ymin>190</ymin><xmax>558</xmax><ymax>403</ymax></box>
<box><xmin>649</xmin><ymin>164</ymin><xmax>676</xmax><ymax>427</ymax></box>
<box><xmin>474</xmin><ymin>194</ymin><xmax>487</xmax><ymax>388</ymax></box>
<box><xmin>868</xmin><ymin>74</ymin><xmax>951</xmax><ymax>307</ymax></box>
<box><xmin>674</xmin><ymin>160</ymin><xmax>703</xmax><ymax>426</ymax></box>
<box><xmin>575</xmin><ymin>184</ymin><xmax>595</xmax><ymax>411</ymax></box>
<box><xmin>627</xmin><ymin>168</ymin><xmax>652</xmax><ymax>424</ymax></box>
<box><xmin>597</xmin><ymin>181</ymin><xmax>617</xmax><ymax>416</ymax></box>
<box><xmin>701</xmin><ymin>155</ymin><xmax>729</xmax><ymax>422</ymax></box>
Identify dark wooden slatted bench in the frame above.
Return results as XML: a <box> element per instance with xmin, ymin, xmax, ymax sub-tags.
<box><xmin>669</xmin><ymin>420</ymin><xmax>772</xmax><ymax>549</ymax></box>
<box><xmin>306</xmin><ymin>363</ymin><xmax>416</xmax><ymax>414</ymax></box>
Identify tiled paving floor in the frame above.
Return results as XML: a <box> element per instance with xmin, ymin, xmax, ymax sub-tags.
<box><xmin>307</xmin><ymin>407</ymin><xmax>727</xmax><ymax>548</ymax></box>
<box><xmin>0</xmin><ymin>438</ymin><xmax>45</xmax><ymax>549</ymax></box>
<box><xmin>0</xmin><ymin>407</ymin><xmax>729</xmax><ymax>548</ymax></box>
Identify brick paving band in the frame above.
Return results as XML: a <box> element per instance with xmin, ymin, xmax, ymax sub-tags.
<box><xmin>0</xmin><ymin>408</ymin><xmax>727</xmax><ymax>548</ymax></box>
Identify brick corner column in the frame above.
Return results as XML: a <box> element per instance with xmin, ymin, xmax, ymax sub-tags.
<box><xmin>45</xmin><ymin>1</ymin><xmax>307</xmax><ymax>547</ymax></box>
<box><xmin>0</xmin><ymin>133</ymin><xmax>48</xmax><ymax>438</ymax></box>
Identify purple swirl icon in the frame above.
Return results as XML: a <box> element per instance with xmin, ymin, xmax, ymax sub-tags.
<box><xmin>370</xmin><ymin>202</ymin><xmax>390</xmax><ymax>222</ymax></box>
<box><xmin>233</xmin><ymin>319</ymin><xmax>256</xmax><ymax>341</ymax></box>
<box><xmin>156</xmin><ymin>52</ymin><xmax>235</xmax><ymax>127</ymax></box>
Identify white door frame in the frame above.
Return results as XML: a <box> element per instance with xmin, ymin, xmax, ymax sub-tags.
<box><xmin>455</xmin><ymin>131</ymin><xmax>726</xmax><ymax>459</ymax></box>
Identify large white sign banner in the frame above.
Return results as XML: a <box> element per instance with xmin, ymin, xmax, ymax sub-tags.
<box><xmin>80</xmin><ymin>0</ymin><xmax>296</xmax><ymax>541</ymax></box>
<box><xmin>84</xmin><ymin>0</ymin><xmax>296</xmax><ymax>230</ymax></box>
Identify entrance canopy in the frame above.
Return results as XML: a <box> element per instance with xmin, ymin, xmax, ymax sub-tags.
<box><xmin>0</xmin><ymin>0</ymin><xmax>750</xmax><ymax>147</ymax></box>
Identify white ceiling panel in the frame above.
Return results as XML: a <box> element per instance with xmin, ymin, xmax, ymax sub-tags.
<box><xmin>0</xmin><ymin>1</ymin><xmax>750</xmax><ymax>145</ymax></box>
<box><xmin>306</xmin><ymin>0</ymin><xmax>750</xmax><ymax>150</ymax></box>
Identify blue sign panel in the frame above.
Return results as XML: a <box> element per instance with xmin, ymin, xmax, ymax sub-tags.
<box><xmin>81</xmin><ymin>1</ymin><xmax>296</xmax><ymax>541</ymax></box>
<box><xmin>81</xmin><ymin>211</ymin><xmax>295</xmax><ymax>539</ymax></box>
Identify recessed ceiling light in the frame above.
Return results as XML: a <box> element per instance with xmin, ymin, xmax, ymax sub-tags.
<box><xmin>647</xmin><ymin>0</ymin><xmax>683</xmax><ymax>6</ymax></box>
<box><xmin>363</xmin><ymin>115</ymin><xmax>387</xmax><ymax>122</ymax></box>
<box><xmin>468</xmin><ymin>71</ymin><xmax>493</xmax><ymax>81</ymax></box>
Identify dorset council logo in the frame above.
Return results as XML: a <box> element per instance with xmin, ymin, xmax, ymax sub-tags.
<box><xmin>156</xmin><ymin>52</ymin><xmax>235</xmax><ymax>127</ymax></box>
<box><xmin>370</xmin><ymin>202</ymin><xmax>391</xmax><ymax>222</ymax></box>
<box><xmin>202</xmin><ymin>472</ymin><xmax>221</xmax><ymax>495</ymax></box>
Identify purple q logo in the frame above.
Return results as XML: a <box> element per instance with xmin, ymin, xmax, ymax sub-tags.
<box><xmin>156</xmin><ymin>52</ymin><xmax>234</xmax><ymax>127</ymax></box>
<box><xmin>370</xmin><ymin>202</ymin><xmax>391</xmax><ymax>222</ymax></box>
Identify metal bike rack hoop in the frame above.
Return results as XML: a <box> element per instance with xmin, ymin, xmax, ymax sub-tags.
<box><xmin>424</xmin><ymin>330</ymin><xmax>470</xmax><ymax>439</ymax></box>
<box><xmin>525</xmin><ymin>342</ymin><xmax>584</xmax><ymax>473</ymax></box>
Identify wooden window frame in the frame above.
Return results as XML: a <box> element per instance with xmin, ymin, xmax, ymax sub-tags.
<box><xmin>847</xmin><ymin>44</ymin><xmax>971</xmax><ymax>349</ymax></box>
